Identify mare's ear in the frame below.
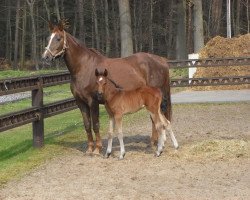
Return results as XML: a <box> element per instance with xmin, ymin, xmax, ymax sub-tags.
<box><xmin>95</xmin><ymin>68</ymin><xmax>99</xmax><ymax>77</ymax></box>
<box><xmin>104</xmin><ymin>69</ymin><xmax>108</xmax><ymax>77</ymax></box>
<box><xmin>58</xmin><ymin>20</ymin><xmax>64</xmax><ymax>31</ymax></box>
<box><xmin>48</xmin><ymin>21</ymin><xmax>54</xmax><ymax>32</ymax></box>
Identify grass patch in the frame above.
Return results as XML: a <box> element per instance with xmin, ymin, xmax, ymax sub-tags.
<box><xmin>0</xmin><ymin>70</ymin><xmax>66</xmax><ymax>80</ymax></box>
<box><xmin>0</xmin><ymin>106</ymin><xmax>111</xmax><ymax>186</ymax></box>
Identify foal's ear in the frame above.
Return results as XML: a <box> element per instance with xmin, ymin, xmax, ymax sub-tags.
<box><xmin>48</xmin><ymin>21</ymin><xmax>54</xmax><ymax>32</ymax></box>
<box><xmin>95</xmin><ymin>68</ymin><xmax>99</xmax><ymax>76</ymax></box>
<box><xmin>104</xmin><ymin>69</ymin><xmax>108</xmax><ymax>77</ymax></box>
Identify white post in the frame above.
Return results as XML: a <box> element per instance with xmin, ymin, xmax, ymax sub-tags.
<box><xmin>227</xmin><ymin>0</ymin><xmax>232</xmax><ymax>38</ymax></box>
<box><xmin>188</xmin><ymin>53</ymin><xmax>199</xmax><ymax>83</ymax></box>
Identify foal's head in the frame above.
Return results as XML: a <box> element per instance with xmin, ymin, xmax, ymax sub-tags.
<box><xmin>95</xmin><ymin>68</ymin><xmax>108</xmax><ymax>101</ymax></box>
<box><xmin>42</xmin><ymin>20</ymin><xmax>68</xmax><ymax>63</ymax></box>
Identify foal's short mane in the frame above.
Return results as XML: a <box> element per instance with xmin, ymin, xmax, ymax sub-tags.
<box><xmin>107</xmin><ymin>77</ymin><xmax>123</xmax><ymax>90</ymax></box>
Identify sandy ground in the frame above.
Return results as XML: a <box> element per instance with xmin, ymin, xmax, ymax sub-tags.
<box><xmin>0</xmin><ymin>103</ymin><xmax>250</xmax><ymax>200</ymax></box>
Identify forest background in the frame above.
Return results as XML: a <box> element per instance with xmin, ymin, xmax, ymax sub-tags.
<box><xmin>0</xmin><ymin>0</ymin><xmax>249</xmax><ymax>70</ymax></box>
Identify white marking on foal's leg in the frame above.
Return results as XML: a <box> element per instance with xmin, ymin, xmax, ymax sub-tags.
<box><xmin>158</xmin><ymin>110</ymin><xmax>179</xmax><ymax>149</ymax></box>
<box><xmin>155</xmin><ymin>121</ymin><xmax>164</xmax><ymax>157</ymax></box>
<box><xmin>116</xmin><ymin>120</ymin><xmax>125</xmax><ymax>160</ymax></box>
<box><xmin>105</xmin><ymin>118</ymin><xmax>114</xmax><ymax>158</ymax></box>
<box><xmin>167</xmin><ymin>125</ymin><xmax>179</xmax><ymax>149</ymax></box>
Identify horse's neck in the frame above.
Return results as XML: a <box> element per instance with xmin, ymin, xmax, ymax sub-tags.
<box><xmin>64</xmin><ymin>33</ymin><xmax>103</xmax><ymax>75</ymax></box>
<box><xmin>104</xmin><ymin>81</ymin><xmax>120</xmax><ymax>103</ymax></box>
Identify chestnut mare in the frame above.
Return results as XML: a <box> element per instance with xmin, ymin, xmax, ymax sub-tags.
<box><xmin>42</xmin><ymin>21</ymin><xmax>172</xmax><ymax>155</ymax></box>
<box><xmin>95</xmin><ymin>68</ymin><xmax>178</xmax><ymax>159</ymax></box>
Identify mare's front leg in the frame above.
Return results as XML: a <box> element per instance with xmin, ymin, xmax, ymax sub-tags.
<box><xmin>91</xmin><ymin>100</ymin><xmax>102</xmax><ymax>155</ymax></box>
<box><xmin>105</xmin><ymin>117</ymin><xmax>115</xmax><ymax>158</ymax></box>
<box><xmin>115</xmin><ymin>115</ymin><xmax>126</xmax><ymax>160</ymax></box>
<box><xmin>77</xmin><ymin>100</ymin><xmax>94</xmax><ymax>154</ymax></box>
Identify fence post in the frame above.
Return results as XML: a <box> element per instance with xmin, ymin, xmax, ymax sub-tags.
<box><xmin>32</xmin><ymin>77</ymin><xmax>44</xmax><ymax>147</ymax></box>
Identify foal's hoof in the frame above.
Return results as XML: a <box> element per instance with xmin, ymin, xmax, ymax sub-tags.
<box><xmin>104</xmin><ymin>152</ymin><xmax>111</xmax><ymax>159</ymax></box>
<box><xmin>155</xmin><ymin>151</ymin><xmax>162</xmax><ymax>157</ymax></box>
<box><xmin>118</xmin><ymin>152</ymin><xmax>126</xmax><ymax>160</ymax></box>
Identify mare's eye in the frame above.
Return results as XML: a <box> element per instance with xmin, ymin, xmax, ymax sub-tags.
<box><xmin>56</xmin><ymin>37</ymin><xmax>61</xmax><ymax>41</ymax></box>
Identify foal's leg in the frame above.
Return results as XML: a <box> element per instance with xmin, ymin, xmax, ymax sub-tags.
<box><xmin>77</xmin><ymin>101</ymin><xmax>94</xmax><ymax>154</ymax></box>
<box><xmin>91</xmin><ymin>101</ymin><xmax>102</xmax><ymax>155</ymax></box>
<box><xmin>115</xmin><ymin>115</ymin><xmax>126</xmax><ymax>160</ymax></box>
<box><xmin>105</xmin><ymin>117</ymin><xmax>115</xmax><ymax>158</ymax></box>
<box><xmin>150</xmin><ymin>117</ymin><xmax>158</xmax><ymax>146</ymax></box>
<box><xmin>159</xmin><ymin>113</ymin><xmax>179</xmax><ymax>149</ymax></box>
<box><xmin>150</xmin><ymin>113</ymin><xmax>165</xmax><ymax>157</ymax></box>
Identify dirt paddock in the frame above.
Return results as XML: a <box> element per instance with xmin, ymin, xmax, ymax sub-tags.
<box><xmin>0</xmin><ymin>103</ymin><xmax>250</xmax><ymax>200</ymax></box>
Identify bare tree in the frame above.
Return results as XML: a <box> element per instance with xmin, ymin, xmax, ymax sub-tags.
<box><xmin>118</xmin><ymin>0</ymin><xmax>133</xmax><ymax>57</ymax></box>
<box><xmin>78</xmin><ymin>0</ymin><xmax>85</xmax><ymax>42</ymax></box>
<box><xmin>193</xmin><ymin>0</ymin><xmax>204</xmax><ymax>53</ymax></box>
<box><xmin>104</xmin><ymin>0</ymin><xmax>110</xmax><ymax>56</ymax></box>
<box><xmin>26</xmin><ymin>0</ymin><xmax>39</xmax><ymax>70</ymax></box>
<box><xmin>92</xmin><ymin>0</ymin><xmax>100</xmax><ymax>49</ymax></box>
<box><xmin>13</xmin><ymin>0</ymin><xmax>21</xmax><ymax>69</ymax></box>
<box><xmin>176</xmin><ymin>0</ymin><xmax>187</xmax><ymax>59</ymax></box>
<box><xmin>21</xmin><ymin>1</ymin><xmax>27</xmax><ymax>69</ymax></box>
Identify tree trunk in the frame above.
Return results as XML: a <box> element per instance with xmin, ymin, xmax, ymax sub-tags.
<box><xmin>118</xmin><ymin>0</ymin><xmax>133</xmax><ymax>57</ymax></box>
<box><xmin>193</xmin><ymin>0</ymin><xmax>204</xmax><ymax>53</ymax></box>
<box><xmin>92</xmin><ymin>0</ymin><xmax>100</xmax><ymax>50</ymax></box>
<box><xmin>43</xmin><ymin>0</ymin><xmax>50</xmax><ymax>21</ymax></box>
<box><xmin>111</xmin><ymin>0</ymin><xmax>119</xmax><ymax>57</ymax></box>
<box><xmin>78</xmin><ymin>0</ymin><xmax>85</xmax><ymax>42</ymax></box>
<box><xmin>54</xmin><ymin>0</ymin><xmax>60</xmax><ymax>21</ymax></box>
<box><xmin>149</xmin><ymin>0</ymin><xmax>154</xmax><ymax>53</ymax></box>
<box><xmin>104</xmin><ymin>0</ymin><xmax>110</xmax><ymax>56</ymax></box>
<box><xmin>26</xmin><ymin>0</ymin><xmax>39</xmax><ymax>70</ymax></box>
<box><xmin>209</xmin><ymin>0</ymin><xmax>223</xmax><ymax>37</ymax></box>
<box><xmin>14</xmin><ymin>0</ymin><xmax>21</xmax><ymax>70</ymax></box>
<box><xmin>21</xmin><ymin>1</ymin><xmax>27</xmax><ymax>69</ymax></box>
<box><xmin>6</xmin><ymin>0</ymin><xmax>12</xmax><ymax>62</ymax></box>
<box><xmin>176</xmin><ymin>0</ymin><xmax>187</xmax><ymax>59</ymax></box>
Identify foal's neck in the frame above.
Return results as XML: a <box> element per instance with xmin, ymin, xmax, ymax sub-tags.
<box><xmin>103</xmin><ymin>80</ymin><xmax>121</xmax><ymax>102</ymax></box>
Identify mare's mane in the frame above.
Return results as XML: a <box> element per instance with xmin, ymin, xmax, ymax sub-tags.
<box><xmin>66</xmin><ymin>33</ymin><xmax>104</xmax><ymax>57</ymax></box>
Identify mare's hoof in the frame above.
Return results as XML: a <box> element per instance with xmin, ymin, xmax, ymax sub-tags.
<box><xmin>93</xmin><ymin>148</ymin><xmax>102</xmax><ymax>156</ymax></box>
<box><xmin>104</xmin><ymin>152</ymin><xmax>111</xmax><ymax>159</ymax></box>
<box><xmin>86</xmin><ymin>148</ymin><xmax>93</xmax><ymax>156</ymax></box>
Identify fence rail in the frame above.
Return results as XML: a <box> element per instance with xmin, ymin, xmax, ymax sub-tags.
<box><xmin>0</xmin><ymin>57</ymin><xmax>249</xmax><ymax>147</ymax></box>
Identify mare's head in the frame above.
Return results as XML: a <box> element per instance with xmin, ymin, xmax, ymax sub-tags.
<box><xmin>95</xmin><ymin>68</ymin><xmax>108</xmax><ymax>101</ymax></box>
<box><xmin>42</xmin><ymin>20</ymin><xmax>68</xmax><ymax>63</ymax></box>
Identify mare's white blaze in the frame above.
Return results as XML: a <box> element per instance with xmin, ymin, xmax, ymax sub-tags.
<box><xmin>98</xmin><ymin>77</ymin><xmax>103</xmax><ymax>81</ymax></box>
<box><xmin>45</xmin><ymin>33</ymin><xmax>56</xmax><ymax>54</ymax></box>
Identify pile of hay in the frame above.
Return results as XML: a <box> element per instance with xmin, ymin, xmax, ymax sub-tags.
<box><xmin>168</xmin><ymin>139</ymin><xmax>249</xmax><ymax>161</ymax></box>
<box><xmin>193</xmin><ymin>34</ymin><xmax>250</xmax><ymax>90</ymax></box>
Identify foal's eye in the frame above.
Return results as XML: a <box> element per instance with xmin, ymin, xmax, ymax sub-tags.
<box><xmin>56</xmin><ymin>37</ymin><xmax>61</xmax><ymax>41</ymax></box>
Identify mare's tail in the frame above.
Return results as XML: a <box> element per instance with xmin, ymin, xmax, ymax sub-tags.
<box><xmin>161</xmin><ymin>66</ymin><xmax>172</xmax><ymax>122</ymax></box>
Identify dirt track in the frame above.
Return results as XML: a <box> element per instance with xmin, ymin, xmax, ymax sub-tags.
<box><xmin>1</xmin><ymin>103</ymin><xmax>250</xmax><ymax>200</ymax></box>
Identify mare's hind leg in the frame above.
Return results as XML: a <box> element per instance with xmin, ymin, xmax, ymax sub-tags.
<box><xmin>91</xmin><ymin>101</ymin><xmax>102</xmax><ymax>155</ymax></box>
<box><xmin>105</xmin><ymin>117</ymin><xmax>115</xmax><ymax>158</ymax></box>
<box><xmin>115</xmin><ymin>115</ymin><xmax>126</xmax><ymax>160</ymax></box>
<box><xmin>77</xmin><ymin>101</ymin><xmax>94</xmax><ymax>154</ymax></box>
